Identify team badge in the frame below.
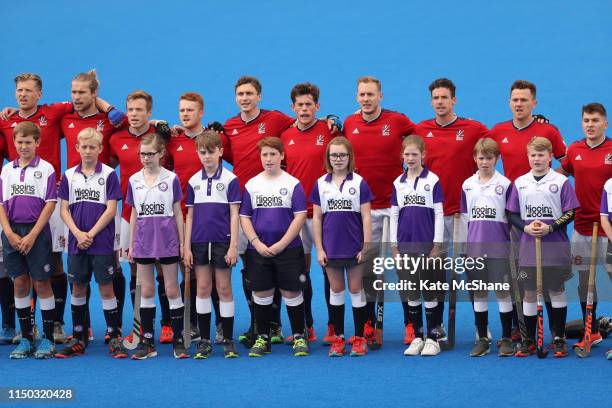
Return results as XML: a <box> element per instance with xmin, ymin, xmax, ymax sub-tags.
<box><xmin>424</xmin><ymin>184</ymin><xmax>430</xmax><ymax>191</ymax></box>
<box><xmin>279</xmin><ymin>188</ymin><xmax>288</xmax><ymax>196</ymax></box>
<box><xmin>495</xmin><ymin>185</ymin><xmax>504</xmax><ymax>195</ymax></box>
<box><xmin>349</xmin><ymin>187</ymin><xmax>356</xmax><ymax>195</ymax></box>
<box><xmin>34</xmin><ymin>171</ymin><xmax>42</xmax><ymax>179</ymax></box>
<box><xmin>456</xmin><ymin>130</ymin><xmax>464</xmax><ymax>141</ymax></box>
<box><xmin>549</xmin><ymin>184</ymin><xmax>559</xmax><ymax>193</ymax></box>
<box><xmin>426</xmin><ymin>132</ymin><xmax>433</xmax><ymax>138</ymax></box>
<box><xmin>382</xmin><ymin>124</ymin><xmax>390</xmax><ymax>136</ymax></box>
<box><xmin>44</xmin><ymin>264</ymin><xmax>51</xmax><ymax>272</ymax></box>
<box><xmin>216</xmin><ymin>183</ymin><xmax>225</xmax><ymax>191</ymax></box>
<box><xmin>159</xmin><ymin>181</ymin><xmax>169</xmax><ymax>192</ymax></box>
<box><xmin>97</xmin><ymin>120</ymin><xmax>105</xmax><ymax>131</ymax></box>
<box><xmin>108</xmin><ymin>266</ymin><xmax>115</xmax><ymax>275</ymax></box>
<box><xmin>258</xmin><ymin>123</ymin><xmax>266</xmax><ymax>134</ymax></box>
<box><xmin>605</xmin><ymin>154</ymin><xmax>612</xmax><ymax>165</ymax></box>
<box><xmin>316</xmin><ymin>135</ymin><xmax>324</xmax><ymax>146</ymax></box>
<box><xmin>98</xmin><ymin>177</ymin><xmax>105</xmax><ymax>185</ymax></box>
<box><xmin>39</xmin><ymin>116</ymin><xmax>47</xmax><ymax>127</ymax></box>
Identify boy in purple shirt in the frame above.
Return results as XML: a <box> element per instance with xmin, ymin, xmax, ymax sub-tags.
<box><xmin>0</xmin><ymin>122</ymin><xmax>57</xmax><ymax>359</ymax></box>
<box><xmin>56</xmin><ymin>128</ymin><xmax>126</xmax><ymax>358</ymax></box>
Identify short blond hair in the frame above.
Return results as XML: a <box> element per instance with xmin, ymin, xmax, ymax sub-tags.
<box><xmin>77</xmin><ymin>128</ymin><xmax>103</xmax><ymax>145</ymax></box>
<box><xmin>357</xmin><ymin>76</ymin><xmax>382</xmax><ymax>91</ymax></box>
<box><xmin>15</xmin><ymin>73</ymin><xmax>42</xmax><ymax>90</ymax></box>
<box><xmin>527</xmin><ymin>136</ymin><xmax>552</xmax><ymax>153</ymax></box>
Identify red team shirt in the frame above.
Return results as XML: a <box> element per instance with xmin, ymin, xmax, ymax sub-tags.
<box><xmin>0</xmin><ymin>103</ymin><xmax>73</xmax><ymax>181</ymax></box>
<box><xmin>489</xmin><ymin>119</ymin><xmax>567</xmax><ymax>182</ymax></box>
<box><xmin>222</xmin><ymin>110</ymin><xmax>295</xmax><ymax>189</ymax></box>
<box><xmin>560</xmin><ymin>137</ymin><xmax>612</xmax><ymax>237</ymax></box>
<box><xmin>280</xmin><ymin>120</ymin><xmax>332</xmax><ymax>217</ymax></box>
<box><xmin>344</xmin><ymin>109</ymin><xmax>416</xmax><ymax>210</ymax></box>
<box><xmin>165</xmin><ymin>131</ymin><xmax>201</xmax><ymax>216</ymax></box>
<box><xmin>109</xmin><ymin>125</ymin><xmax>157</xmax><ymax>221</ymax></box>
<box><xmin>416</xmin><ymin>117</ymin><xmax>489</xmax><ymax>215</ymax></box>
<box><xmin>61</xmin><ymin>111</ymin><xmax>116</xmax><ymax>167</ymax></box>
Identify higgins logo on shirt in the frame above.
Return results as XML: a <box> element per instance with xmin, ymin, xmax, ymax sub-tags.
<box><xmin>327</xmin><ymin>198</ymin><xmax>353</xmax><ymax>210</ymax></box>
<box><xmin>139</xmin><ymin>202</ymin><xmax>165</xmax><ymax>216</ymax></box>
<box><xmin>525</xmin><ymin>204</ymin><xmax>553</xmax><ymax>218</ymax></box>
<box><xmin>256</xmin><ymin>195</ymin><xmax>283</xmax><ymax>207</ymax></box>
<box><xmin>403</xmin><ymin>194</ymin><xmax>426</xmax><ymax>206</ymax></box>
<box><xmin>11</xmin><ymin>184</ymin><xmax>35</xmax><ymax>196</ymax></box>
<box><xmin>74</xmin><ymin>188</ymin><xmax>101</xmax><ymax>202</ymax></box>
<box><xmin>471</xmin><ymin>206</ymin><xmax>496</xmax><ymax>219</ymax></box>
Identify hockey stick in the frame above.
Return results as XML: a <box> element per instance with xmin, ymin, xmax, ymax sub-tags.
<box><xmin>440</xmin><ymin>213</ymin><xmax>460</xmax><ymax>351</ymax></box>
<box><xmin>372</xmin><ymin>215</ymin><xmax>389</xmax><ymax>350</ymax></box>
<box><xmin>535</xmin><ymin>236</ymin><xmax>548</xmax><ymax>358</ymax></box>
<box><xmin>183</xmin><ymin>265</ymin><xmax>192</xmax><ymax>348</ymax></box>
<box><xmin>509</xmin><ymin>230</ymin><xmax>527</xmax><ymax>343</ymax></box>
<box><xmin>575</xmin><ymin>222</ymin><xmax>598</xmax><ymax>358</ymax></box>
<box><xmin>123</xmin><ymin>269</ymin><xmax>141</xmax><ymax>350</ymax></box>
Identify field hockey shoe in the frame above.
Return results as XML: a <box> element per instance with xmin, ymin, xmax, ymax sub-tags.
<box><xmin>363</xmin><ymin>321</ymin><xmax>376</xmax><ymax>346</ymax></box>
<box><xmin>292</xmin><ymin>335</ymin><xmax>309</xmax><ymax>357</ymax></box>
<box><xmin>404</xmin><ymin>337</ymin><xmax>425</xmax><ymax>356</ymax></box>
<box><xmin>55</xmin><ymin>338</ymin><xmax>85</xmax><ymax>358</ymax></box>
<box><xmin>194</xmin><ymin>339</ymin><xmax>212</xmax><ymax>359</ymax></box>
<box><xmin>214</xmin><ymin>322</ymin><xmax>223</xmax><ymax>345</ymax></box>
<box><xmin>104</xmin><ymin>327</ymin><xmax>122</xmax><ymax>344</ymax></box>
<box><xmin>404</xmin><ymin>322</ymin><xmax>416</xmax><ymax>345</ymax></box>
<box><xmin>34</xmin><ymin>338</ymin><xmax>56</xmax><ymax>359</ymax></box>
<box><xmin>285</xmin><ymin>326</ymin><xmax>317</xmax><ymax>344</ymax></box>
<box><xmin>515</xmin><ymin>339</ymin><xmax>536</xmax><ymax>357</ymax></box>
<box><xmin>108</xmin><ymin>337</ymin><xmax>128</xmax><ymax>359</ymax></box>
<box><xmin>248</xmin><ymin>335</ymin><xmax>270</xmax><ymax>357</ymax></box>
<box><xmin>0</xmin><ymin>325</ymin><xmax>16</xmax><ymax>344</ymax></box>
<box><xmin>350</xmin><ymin>336</ymin><xmax>368</xmax><ymax>357</ymax></box>
<box><xmin>572</xmin><ymin>332</ymin><xmax>602</xmax><ymax>349</ymax></box>
<box><xmin>497</xmin><ymin>337</ymin><xmax>514</xmax><ymax>357</ymax></box>
<box><xmin>470</xmin><ymin>338</ymin><xmax>491</xmax><ymax>357</ymax></box>
<box><xmin>131</xmin><ymin>340</ymin><xmax>157</xmax><ymax>360</ymax></box>
<box><xmin>552</xmin><ymin>337</ymin><xmax>568</xmax><ymax>358</ymax></box>
<box><xmin>53</xmin><ymin>322</ymin><xmax>67</xmax><ymax>344</ymax></box>
<box><xmin>173</xmin><ymin>337</ymin><xmax>190</xmax><ymax>359</ymax></box>
<box><xmin>328</xmin><ymin>336</ymin><xmax>346</xmax><ymax>357</ymax></box>
<box><xmin>223</xmin><ymin>339</ymin><xmax>238</xmax><ymax>358</ymax></box>
<box><xmin>270</xmin><ymin>323</ymin><xmax>284</xmax><ymax>344</ymax></box>
<box><xmin>159</xmin><ymin>324</ymin><xmax>173</xmax><ymax>344</ymax></box>
<box><xmin>421</xmin><ymin>338</ymin><xmax>441</xmax><ymax>356</ymax></box>
<box><xmin>322</xmin><ymin>324</ymin><xmax>336</xmax><ymax>345</ymax></box>
<box><xmin>9</xmin><ymin>338</ymin><xmax>33</xmax><ymax>359</ymax></box>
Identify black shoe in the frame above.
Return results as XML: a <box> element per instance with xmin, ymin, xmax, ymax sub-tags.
<box><xmin>173</xmin><ymin>338</ymin><xmax>190</xmax><ymax>359</ymax></box>
<box><xmin>194</xmin><ymin>339</ymin><xmax>212</xmax><ymax>359</ymax></box>
<box><xmin>55</xmin><ymin>338</ymin><xmax>85</xmax><ymax>358</ymax></box>
<box><xmin>223</xmin><ymin>339</ymin><xmax>238</xmax><ymax>358</ymax></box>
<box><xmin>469</xmin><ymin>338</ymin><xmax>490</xmax><ymax>357</ymax></box>
<box><xmin>131</xmin><ymin>340</ymin><xmax>157</xmax><ymax>360</ymax></box>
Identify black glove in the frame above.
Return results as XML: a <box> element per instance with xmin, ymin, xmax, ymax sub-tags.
<box><xmin>155</xmin><ymin>120</ymin><xmax>172</xmax><ymax>142</ymax></box>
<box><xmin>533</xmin><ymin>113</ymin><xmax>549</xmax><ymax>124</ymax></box>
<box><xmin>206</xmin><ymin>121</ymin><xmax>224</xmax><ymax>133</ymax></box>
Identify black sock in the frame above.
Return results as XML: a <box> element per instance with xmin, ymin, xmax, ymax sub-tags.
<box><xmin>222</xmin><ymin>316</ymin><xmax>234</xmax><ymax>340</ymax></box>
<box><xmin>41</xmin><ymin>307</ymin><xmax>55</xmax><ymax>340</ymax></box>
<box><xmin>140</xmin><ymin>306</ymin><xmax>156</xmax><ymax>343</ymax></box>
<box><xmin>425</xmin><ymin>305</ymin><xmax>437</xmax><ymax>338</ymax></box>
<box><xmin>525</xmin><ymin>314</ymin><xmax>537</xmax><ymax>341</ymax></box>
<box><xmin>16</xmin><ymin>306</ymin><xmax>33</xmax><ymax>341</ymax></box>
<box><xmin>51</xmin><ymin>274</ymin><xmax>67</xmax><ymax>324</ymax></box>
<box><xmin>286</xmin><ymin>303</ymin><xmax>305</xmax><ymax>336</ymax></box>
<box><xmin>401</xmin><ymin>301</ymin><xmax>410</xmax><ymax>326</ymax></box>
<box><xmin>254</xmin><ymin>303</ymin><xmax>271</xmax><ymax>337</ymax></box>
<box><xmin>30</xmin><ymin>292</ymin><xmax>36</xmax><ymax>329</ymax></box>
<box><xmin>329</xmin><ymin>304</ymin><xmax>345</xmax><ymax>337</ymax></box>
<box><xmin>85</xmin><ymin>284</ymin><xmax>91</xmax><ymax>332</ymax></box>
<box><xmin>324</xmin><ymin>271</ymin><xmax>332</xmax><ymax>325</ymax></box>
<box><xmin>211</xmin><ymin>286</ymin><xmax>221</xmax><ymax>326</ymax></box>
<box><xmin>591</xmin><ymin>302</ymin><xmax>599</xmax><ymax>333</ymax></box>
<box><xmin>156</xmin><ymin>275</ymin><xmax>170</xmax><ymax>325</ymax></box>
<box><xmin>475</xmin><ymin>310</ymin><xmax>488</xmax><ymax>339</ymax></box>
<box><xmin>170</xmin><ymin>306</ymin><xmax>184</xmax><ymax>340</ymax></box>
<box><xmin>408</xmin><ymin>304</ymin><xmax>423</xmax><ymax>337</ymax></box>
<box><xmin>353</xmin><ymin>305</ymin><xmax>366</xmax><ymax>337</ymax></box>
<box><xmin>241</xmin><ymin>267</ymin><xmax>254</xmax><ymax>330</ymax></box>
<box><xmin>511</xmin><ymin>305</ymin><xmax>519</xmax><ymax>328</ymax></box>
<box><xmin>103</xmin><ymin>307</ymin><xmax>120</xmax><ymax>338</ymax></box>
<box><xmin>544</xmin><ymin>301</ymin><xmax>553</xmax><ymax>333</ymax></box>
<box><xmin>71</xmin><ymin>303</ymin><xmax>87</xmax><ymax>341</ymax></box>
<box><xmin>435</xmin><ymin>301</ymin><xmax>444</xmax><ymax>328</ymax></box>
<box><xmin>0</xmin><ymin>278</ymin><xmax>15</xmax><ymax>328</ymax></box>
<box><xmin>197</xmin><ymin>312</ymin><xmax>211</xmax><ymax>340</ymax></box>
<box><xmin>112</xmin><ymin>269</ymin><xmax>125</xmax><ymax>328</ymax></box>
<box><xmin>190</xmin><ymin>279</ymin><xmax>197</xmax><ymax>327</ymax></box>
<box><xmin>271</xmin><ymin>288</ymin><xmax>282</xmax><ymax>326</ymax></box>
<box><xmin>552</xmin><ymin>306</ymin><xmax>567</xmax><ymax>338</ymax></box>
<box><xmin>129</xmin><ymin>277</ymin><xmax>136</xmax><ymax>307</ymax></box>
<box><xmin>500</xmin><ymin>311</ymin><xmax>513</xmax><ymax>339</ymax></box>
<box><xmin>365</xmin><ymin>301</ymin><xmax>376</xmax><ymax>324</ymax></box>
<box><xmin>303</xmin><ymin>273</ymin><xmax>313</xmax><ymax>327</ymax></box>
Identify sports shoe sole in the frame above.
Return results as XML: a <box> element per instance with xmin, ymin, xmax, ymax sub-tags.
<box><xmin>131</xmin><ymin>351</ymin><xmax>157</xmax><ymax>360</ymax></box>
<box><xmin>224</xmin><ymin>352</ymin><xmax>238</xmax><ymax>359</ymax></box>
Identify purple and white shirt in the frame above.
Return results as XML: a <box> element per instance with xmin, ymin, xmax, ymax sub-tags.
<box><xmin>240</xmin><ymin>171</ymin><xmax>307</xmax><ymax>249</ymax></box>
<box><xmin>391</xmin><ymin>167</ymin><xmax>444</xmax><ymax>253</ymax></box>
<box><xmin>59</xmin><ymin>163</ymin><xmax>122</xmax><ymax>255</ymax></box>
<box><xmin>600</xmin><ymin>178</ymin><xmax>612</xmax><ymax>221</ymax></box>
<box><xmin>186</xmin><ymin>166</ymin><xmax>241</xmax><ymax>243</ymax></box>
<box><xmin>310</xmin><ymin>172</ymin><xmax>372</xmax><ymax>259</ymax></box>
<box><xmin>0</xmin><ymin>156</ymin><xmax>56</xmax><ymax>223</ymax></box>
<box><xmin>461</xmin><ymin>171</ymin><xmax>511</xmax><ymax>258</ymax></box>
<box><xmin>506</xmin><ymin>170</ymin><xmax>579</xmax><ymax>267</ymax></box>
<box><xmin>126</xmin><ymin>168</ymin><xmax>182</xmax><ymax>258</ymax></box>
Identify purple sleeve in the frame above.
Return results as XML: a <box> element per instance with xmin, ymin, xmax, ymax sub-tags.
<box><xmin>460</xmin><ymin>190</ymin><xmax>467</xmax><ymax>214</ymax></box>
<box><xmin>186</xmin><ymin>184</ymin><xmax>195</xmax><ymax>207</ymax></box>
<box><xmin>432</xmin><ymin>181</ymin><xmax>444</xmax><ymax>203</ymax></box>
<box><xmin>292</xmin><ymin>183</ymin><xmax>307</xmax><ymax>213</ymax></box>
<box><xmin>505</xmin><ymin>183</ymin><xmax>520</xmax><ymax>213</ymax></box>
<box><xmin>0</xmin><ymin>177</ymin><xmax>3</xmax><ymax>203</ymax></box>
<box><xmin>239</xmin><ymin>190</ymin><xmax>252</xmax><ymax>217</ymax></box>
<box><xmin>45</xmin><ymin>173</ymin><xmax>57</xmax><ymax>201</ymax></box>
<box><xmin>125</xmin><ymin>182</ymin><xmax>134</xmax><ymax>207</ymax></box>
<box><xmin>391</xmin><ymin>185</ymin><xmax>398</xmax><ymax>206</ymax></box>
<box><xmin>560</xmin><ymin>180</ymin><xmax>579</xmax><ymax>212</ymax></box>
<box><xmin>505</xmin><ymin>184</ymin><xmax>513</xmax><ymax>202</ymax></box>
<box><xmin>106</xmin><ymin>172</ymin><xmax>122</xmax><ymax>201</ymax></box>
<box><xmin>172</xmin><ymin>177</ymin><xmax>183</xmax><ymax>203</ymax></box>
<box><xmin>359</xmin><ymin>179</ymin><xmax>372</xmax><ymax>205</ymax></box>
<box><xmin>310</xmin><ymin>182</ymin><xmax>321</xmax><ymax>206</ymax></box>
<box><xmin>600</xmin><ymin>189</ymin><xmax>608</xmax><ymax>214</ymax></box>
<box><xmin>58</xmin><ymin>175</ymin><xmax>69</xmax><ymax>201</ymax></box>
<box><xmin>227</xmin><ymin>178</ymin><xmax>241</xmax><ymax>203</ymax></box>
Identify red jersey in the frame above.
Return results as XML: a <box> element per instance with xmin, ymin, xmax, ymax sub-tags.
<box><xmin>560</xmin><ymin>137</ymin><xmax>612</xmax><ymax>236</ymax></box>
<box><xmin>281</xmin><ymin>120</ymin><xmax>331</xmax><ymax>217</ymax></box>
<box><xmin>165</xmin><ymin>131</ymin><xmax>201</xmax><ymax>215</ymax></box>
<box><xmin>222</xmin><ymin>109</ymin><xmax>294</xmax><ymax>189</ymax></box>
<box><xmin>344</xmin><ymin>109</ymin><xmax>415</xmax><ymax>209</ymax></box>
<box><xmin>0</xmin><ymin>103</ymin><xmax>72</xmax><ymax>180</ymax></box>
<box><xmin>61</xmin><ymin>111</ymin><xmax>115</xmax><ymax>167</ymax></box>
<box><xmin>416</xmin><ymin>117</ymin><xmax>489</xmax><ymax>215</ymax></box>
<box><xmin>109</xmin><ymin>125</ymin><xmax>156</xmax><ymax>221</ymax></box>
<box><xmin>489</xmin><ymin>119</ymin><xmax>567</xmax><ymax>182</ymax></box>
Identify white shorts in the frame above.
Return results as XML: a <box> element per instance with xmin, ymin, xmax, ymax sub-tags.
<box><xmin>119</xmin><ymin>218</ymin><xmax>131</xmax><ymax>262</ymax></box>
<box><xmin>300</xmin><ymin>218</ymin><xmax>314</xmax><ymax>254</ymax></box>
<box><xmin>50</xmin><ymin>202</ymin><xmax>65</xmax><ymax>253</ymax></box>
<box><xmin>443</xmin><ymin>213</ymin><xmax>468</xmax><ymax>254</ymax></box>
<box><xmin>238</xmin><ymin>225</ymin><xmax>248</xmax><ymax>255</ymax></box>
<box><xmin>371</xmin><ymin>208</ymin><xmax>391</xmax><ymax>242</ymax></box>
<box><xmin>571</xmin><ymin>231</ymin><xmax>607</xmax><ymax>269</ymax></box>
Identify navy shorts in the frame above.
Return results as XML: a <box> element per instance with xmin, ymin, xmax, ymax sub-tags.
<box><xmin>2</xmin><ymin>223</ymin><xmax>54</xmax><ymax>280</ymax></box>
<box><xmin>68</xmin><ymin>253</ymin><xmax>116</xmax><ymax>285</ymax></box>
<box><xmin>326</xmin><ymin>257</ymin><xmax>359</xmax><ymax>269</ymax></box>
<box><xmin>519</xmin><ymin>265</ymin><xmax>572</xmax><ymax>292</ymax></box>
<box><xmin>246</xmin><ymin>246</ymin><xmax>305</xmax><ymax>292</ymax></box>
<box><xmin>192</xmin><ymin>242</ymin><xmax>230</xmax><ymax>268</ymax></box>
<box><xmin>466</xmin><ymin>258</ymin><xmax>510</xmax><ymax>288</ymax></box>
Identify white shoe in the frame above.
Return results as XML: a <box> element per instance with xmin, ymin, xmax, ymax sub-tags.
<box><xmin>404</xmin><ymin>338</ymin><xmax>425</xmax><ymax>356</ymax></box>
<box><xmin>421</xmin><ymin>338</ymin><xmax>441</xmax><ymax>356</ymax></box>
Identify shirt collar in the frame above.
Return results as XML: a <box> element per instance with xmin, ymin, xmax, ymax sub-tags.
<box><xmin>324</xmin><ymin>172</ymin><xmax>354</xmax><ymax>183</ymax></box>
<box><xmin>13</xmin><ymin>155</ymin><xmax>40</xmax><ymax>168</ymax></box>
<box><xmin>75</xmin><ymin>162</ymin><xmax>102</xmax><ymax>174</ymax></box>
<box><xmin>400</xmin><ymin>166</ymin><xmax>429</xmax><ymax>183</ymax></box>
<box><xmin>201</xmin><ymin>165</ymin><xmax>223</xmax><ymax>180</ymax></box>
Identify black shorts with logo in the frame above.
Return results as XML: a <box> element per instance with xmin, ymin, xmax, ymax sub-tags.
<box><xmin>246</xmin><ymin>246</ymin><xmax>305</xmax><ymax>292</ymax></box>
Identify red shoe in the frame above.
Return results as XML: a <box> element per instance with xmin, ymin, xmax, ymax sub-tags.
<box><xmin>350</xmin><ymin>336</ymin><xmax>368</xmax><ymax>357</ymax></box>
<box><xmin>322</xmin><ymin>324</ymin><xmax>336</xmax><ymax>346</ymax></box>
<box><xmin>572</xmin><ymin>332</ymin><xmax>603</xmax><ymax>349</ymax></box>
<box><xmin>515</xmin><ymin>339</ymin><xmax>536</xmax><ymax>357</ymax></box>
<box><xmin>363</xmin><ymin>321</ymin><xmax>376</xmax><ymax>346</ymax></box>
<box><xmin>511</xmin><ymin>326</ymin><xmax>522</xmax><ymax>343</ymax></box>
<box><xmin>328</xmin><ymin>336</ymin><xmax>346</xmax><ymax>357</ymax></box>
<box><xmin>105</xmin><ymin>327</ymin><xmax>122</xmax><ymax>345</ymax></box>
<box><xmin>159</xmin><ymin>325</ymin><xmax>173</xmax><ymax>344</ymax></box>
<box><xmin>404</xmin><ymin>322</ymin><xmax>416</xmax><ymax>345</ymax></box>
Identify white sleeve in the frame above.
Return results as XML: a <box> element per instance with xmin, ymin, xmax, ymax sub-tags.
<box><xmin>433</xmin><ymin>202</ymin><xmax>444</xmax><ymax>243</ymax></box>
<box><xmin>390</xmin><ymin>205</ymin><xmax>399</xmax><ymax>246</ymax></box>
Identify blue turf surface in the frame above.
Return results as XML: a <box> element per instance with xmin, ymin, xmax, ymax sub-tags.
<box><xmin>1</xmin><ymin>1</ymin><xmax>612</xmax><ymax>407</ymax></box>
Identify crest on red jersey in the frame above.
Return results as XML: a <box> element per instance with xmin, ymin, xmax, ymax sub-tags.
<box><xmin>97</xmin><ymin>120</ymin><xmax>105</xmax><ymax>131</ymax></box>
<box><xmin>258</xmin><ymin>123</ymin><xmax>266</xmax><ymax>134</ymax></box>
<box><xmin>605</xmin><ymin>154</ymin><xmax>612</xmax><ymax>165</ymax></box>
<box><xmin>39</xmin><ymin>116</ymin><xmax>47</xmax><ymax>127</ymax></box>
<box><xmin>316</xmin><ymin>135</ymin><xmax>324</xmax><ymax>146</ymax></box>
<box><xmin>382</xmin><ymin>124</ymin><xmax>390</xmax><ymax>136</ymax></box>
<box><xmin>455</xmin><ymin>129</ymin><xmax>464</xmax><ymax>141</ymax></box>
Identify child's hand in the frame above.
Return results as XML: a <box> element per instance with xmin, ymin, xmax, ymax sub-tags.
<box><xmin>429</xmin><ymin>243</ymin><xmax>443</xmax><ymax>259</ymax></box>
<box><xmin>317</xmin><ymin>248</ymin><xmax>328</xmax><ymax>266</ymax></box>
<box><xmin>75</xmin><ymin>230</ymin><xmax>92</xmax><ymax>249</ymax></box>
<box><xmin>254</xmin><ymin>240</ymin><xmax>275</xmax><ymax>257</ymax></box>
<box><xmin>18</xmin><ymin>233</ymin><xmax>36</xmax><ymax>255</ymax></box>
<box><xmin>127</xmin><ymin>247</ymin><xmax>134</xmax><ymax>263</ymax></box>
<box><xmin>225</xmin><ymin>246</ymin><xmax>238</xmax><ymax>267</ymax></box>
<box><xmin>268</xmin><ymin>242</ymin><xmax>286</xmax><ymax>256</ymax></box>
<box><xmin>356</xmin><ymin>250</ymin><xmax>363</xmax><ymax>263</ymax></box>
<box><xmin>6</xmin><ymin>231</ymin><xmax>22</xmax><ymax>251</ymax></box>
<box><xmin>183</xmin><ymin>248</ymin><xmax>193</xmax><ymax>269</ymax></box>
